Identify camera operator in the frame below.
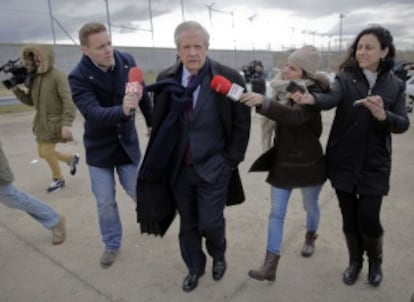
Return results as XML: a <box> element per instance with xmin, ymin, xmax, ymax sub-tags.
<box><xmin>10</xmin><ymin>44</ymin><xmax>80</xmax><ymax>193</ymax></box>
<box><xmin>250</xmin><ymin>60</ymin><xmax>266</xmax><ymax>96</ymax></box>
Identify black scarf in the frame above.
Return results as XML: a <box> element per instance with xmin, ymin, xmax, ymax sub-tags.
<box><xmin>138</xmin><ymin>58</ymin><xmax>210</xmax><ymax>180</ymax></box>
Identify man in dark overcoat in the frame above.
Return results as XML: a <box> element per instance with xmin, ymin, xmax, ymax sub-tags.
<box><xmin>137</xmin><ymin>20</ymin><xmax>250</xmax><ymax>292</ymax></box>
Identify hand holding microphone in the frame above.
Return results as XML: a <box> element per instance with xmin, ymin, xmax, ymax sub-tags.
<box><xmin>289</xmin><ymin>90</ymin><xmax>315</xmax><ymax>105</ymax></box>
<box><xmin>124</xmin><ymin>67</ymin><xmax>143</xmax><ymax>120</ymax></box>
<box><xmin>239</xmin><ymin>91</ymin><xmax>265</xmax><ymax>108</ymax></box>
<box><xmin>210</xmin><ymin>74</ymin><xmax>265</xmax><ymax>107</ymax></box>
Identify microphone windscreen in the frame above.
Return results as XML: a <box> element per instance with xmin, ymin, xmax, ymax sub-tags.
<box><xmin>128</xmin><ymin>67</ymin><xmax>143</xmax><ymax>83</ymax></box>
<box><xmin>211</xmin><ymin>75</ymin><xmax>232</xmax><ymax>95</ymax></box>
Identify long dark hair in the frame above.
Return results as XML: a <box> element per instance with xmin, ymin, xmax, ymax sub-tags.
<box><xmin>339</xmin><ymin>26</ymin><xmax>395</xmax><ymax>73</ymax></box>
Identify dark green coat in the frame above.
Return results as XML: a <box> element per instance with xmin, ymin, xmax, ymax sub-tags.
<box><xmin>12</xmin><ymin>44</ymin><xmax>76</xmax><ymax>143</ymax></box>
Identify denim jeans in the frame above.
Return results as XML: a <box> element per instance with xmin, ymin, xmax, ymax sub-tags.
<box><xmin>267</xmin><ymin>184</ymin><xmax>323</xmax><ymax>255</ymax></box>
<box><xmin>0</xmin><ymin>183</ymin><xmax>60</xmax><ymax>229</ymax></box>
<box><xmin>88</xmin><ymin>164</ymin><xmax>138</xmax><ymax>252</ymax></box>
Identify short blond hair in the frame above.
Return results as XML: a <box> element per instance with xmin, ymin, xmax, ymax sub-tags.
<box><xmin>78</xmin><ymin>22</ymin><xmax>107</xmax><ymax>46</ymax></box>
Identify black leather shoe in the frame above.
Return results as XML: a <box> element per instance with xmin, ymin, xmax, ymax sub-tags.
<box><xmin>212</xmin><ymin>259</ymin><xmax>227</xmax><ymax>281</ymax></box>
<box><xmin>182</xmin><ymin>273</ymin><xmax>202</xmax><ymax>292</ymax></box>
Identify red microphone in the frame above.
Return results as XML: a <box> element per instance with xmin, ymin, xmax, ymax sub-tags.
<box><xmin>211</xmin><ymin>75</ymin><xmax>244</xmax><ymax>101</ymax></box>
<box><xmin>126</xmin><ymin>67</ymin><xmax>143</xmax><ymax>93</ymax></box>
<box><xmin>126</xmin><ymin>67</ymin><xmax>143</xmax><ymax>120</ymax></box>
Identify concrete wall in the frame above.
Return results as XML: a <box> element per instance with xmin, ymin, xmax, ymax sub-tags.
<box><xmin>1</xmin><ymin>43</ymin><xmax>413</xmax><ymax>82</ymax></box>
<box><xmin>0</xmin><ymin>43</ymin><xmax>275</xmax><ymax>77</ymax></box>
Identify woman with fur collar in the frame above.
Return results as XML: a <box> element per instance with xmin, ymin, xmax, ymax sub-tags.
<box><xmin>240</xmin><ymin>45</ymin><xmax>330</xmax><ymax>283</ymax></box>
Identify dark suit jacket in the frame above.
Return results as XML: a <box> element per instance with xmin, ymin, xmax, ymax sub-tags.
<box><xmin>153</xmin><ymin>58</ymin><xmax>250</xmax><ymax>202</ymax></box>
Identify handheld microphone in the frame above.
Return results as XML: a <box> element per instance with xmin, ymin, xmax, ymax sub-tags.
<box><xmin>210</xmin><ymin>75</ymin><xmax>244</xmax><ymax>101</ymax></box>
<box><xmin>126</xmin><ymin>67</ymin><xmax>143</xmax><ymax>120</ymax></box>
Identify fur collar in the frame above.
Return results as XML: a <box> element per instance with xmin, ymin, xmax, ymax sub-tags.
<box><xmin>21</xmin><ymin>44</ymin><xmax>54</xmax><ymax>74</ymax></box>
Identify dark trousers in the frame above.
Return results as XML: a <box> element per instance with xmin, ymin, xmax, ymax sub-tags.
<box><xmin>335</xmin><ymin>189</ymin><xmax>384</xmax><ymax>237</ymax></box>
<box><xmin>174</xmin><ymin>164</ymin><xmax>231</xmax><ymax>275</ymax></box>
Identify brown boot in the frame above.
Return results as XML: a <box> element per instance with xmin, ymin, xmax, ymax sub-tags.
<box><xmin>51</xmin><ymin>216</ymin><xmax>66</xmax><ymax>245</ymax></box>
<box><xmin>248</xmin><ymin>251</ymin><xmax>280</xmax><ymax>281</ymax></box>
<box><xmin>301</xmin><ymin>231</ymin><xmax>318</xmax><ymax>257</ymax></box>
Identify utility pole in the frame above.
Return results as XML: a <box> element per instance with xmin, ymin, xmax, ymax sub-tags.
<box><xmin>148</xmin><ymin>0</ymin><xmax>154</xmax><ymax>46</ymax></box>
<box><xmin>248</xmin><ymin>14</ymin><xmax>257</xmax><ymax>52</ymax></box>
<box><xmin>339</xmin><ymin>13</ymin><xmax>345</xmax><ymax>52</ymax></box>
<box><xmin>206</xmin><ymin>4</ymin><xmax>236</xmax><ymax>51</ymax></box>
<box><xmin>309</xmin><ymin>30</ymin><xmax>316</xmax><ymax>45</ymax></box>
<box><xmin>229</xmin><ymin>10</ymin><xmax>237</xmax><ymax>68</ymax></box>
<box><xmin>104</xmin><ymin>0</ymin><xmax>112</xmax><ymax>38</ymax></box>
<box><xmin>290</xmin><ymin>26</ymin><xmax>296</xmax><ymax>49</ymax></box>
<box><xmin>206</xmin><ymin>3</ymin><xmax>215</xmax><ymax>29</ymax></box>
<box><xmin>47</xmin><ymin>0</ymin><xmax>56</xmax><ymax>44</ymax></box>
<box><xmin>180</xmin><ymin>0</ymin><xmax>185</xmax><ymax>21</ymax></box>
<box><xmin>205</xmin><ymin>3</ymin><xmax>216</xmax><ymax>47</ymax></box>
<box><xmin>230</xmin><ymin>10</ymin><xmax>236</xmax><ymax>51</ymax></box>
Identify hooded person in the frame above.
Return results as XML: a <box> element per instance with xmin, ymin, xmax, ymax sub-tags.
<box><xmin>11</xmin><ymin>44</ymin><xmax>80</xmax><ymax>193</ymax></box>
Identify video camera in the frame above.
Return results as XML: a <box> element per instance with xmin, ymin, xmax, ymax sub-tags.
<box><xmin>0</xmin><ymin>57</ymin><xmax>28</xmax><ymax>89</ymax></box>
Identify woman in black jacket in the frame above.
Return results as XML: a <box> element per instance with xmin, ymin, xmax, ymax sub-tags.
<box><xmin>292</xmin><ymin>26</ymin><xmax>410</xmax><ymax>287</ymax></box>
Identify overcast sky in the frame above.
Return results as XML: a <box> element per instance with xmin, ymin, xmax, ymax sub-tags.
<box><xmin>1</xmin><ymin>0</ymin><xmax>413</xmax><ymax>51</ymax></box>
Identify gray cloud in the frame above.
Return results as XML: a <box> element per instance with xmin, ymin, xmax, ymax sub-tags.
<box><xmin>0</xmin><ymin>0</ymin><xmax>413</xmax><ymax>50</ymax></box>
